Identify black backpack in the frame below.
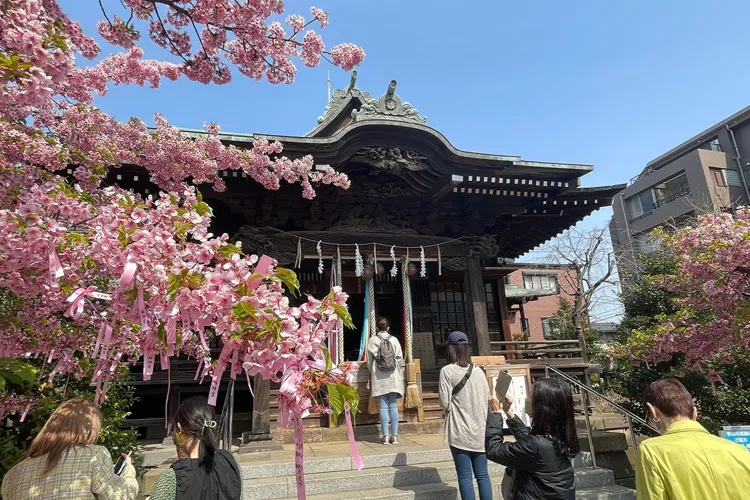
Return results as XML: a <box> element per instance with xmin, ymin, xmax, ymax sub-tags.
<box><xmin>376</xmin><ymin>335</ymin><xmax>397</xmax><ymax>371</ymax></box>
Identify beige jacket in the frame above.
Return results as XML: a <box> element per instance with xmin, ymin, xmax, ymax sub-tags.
<box><xmin>366</xmin><ymin>331</ymin><xmax>405</xmax><ymax>398</ymax></box>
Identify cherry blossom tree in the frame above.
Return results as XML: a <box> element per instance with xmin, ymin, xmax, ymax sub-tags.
<box><xmin>0</xmin><ymin>0</ymin><xmax>365</xmax><ymax>422</ymax></box>
<box><xmin>620</xmin><ymin>209</ymin><xmax>750</xmax><ymax>379</ymax></box>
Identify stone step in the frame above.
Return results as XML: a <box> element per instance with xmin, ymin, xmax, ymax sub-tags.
<box><xmin>275</xmin><ymin>481</ymin><xmax>635</xmax><ymax>500</ymax></box>
<box><xmin>241</xmin><ymin>450</ymin><xmax>593</xmax><ymax>480</ymax></box>
<box><xmin>243</xmin><ymin>461</ymin><xmax>613</xmax><ymax>499</ymax></box>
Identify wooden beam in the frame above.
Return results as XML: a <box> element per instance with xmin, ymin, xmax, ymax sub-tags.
<box><xmin>251</xmin><ymin>374</ymin><xmax>271</xmax><ymax>436</ymax></box>
<box><xmin>464</xmin><ymin>255</ymin><xmax>491</xmax><ymax>356</ymax></box>
<box><xmin>425</xmin><ymin>174</ymin><xmax>463</xmax><ymax>205</ymax></box>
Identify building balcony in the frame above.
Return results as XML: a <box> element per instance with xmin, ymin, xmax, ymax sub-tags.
<box><xmin>628</xmin><ymin>187</ymin><xmax>691</xmax><ymax>223</ymax></box>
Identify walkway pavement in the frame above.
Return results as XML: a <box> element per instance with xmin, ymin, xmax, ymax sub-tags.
<box><xmin>139</xmin><ymin>433</ymin><xmax>451</xmax><ymax>469</ymax></box>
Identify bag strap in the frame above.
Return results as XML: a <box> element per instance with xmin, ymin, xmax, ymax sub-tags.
<box><xmin>451</xmin><ymin>363</ymin><xmax>474</xmax><ymax>398</ymax></box>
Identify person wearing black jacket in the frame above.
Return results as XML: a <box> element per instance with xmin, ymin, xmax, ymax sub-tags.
<box><xmin>485</xmin><ymin>378</ymin><xmax>579</xmax><ymax>500</ymax></box>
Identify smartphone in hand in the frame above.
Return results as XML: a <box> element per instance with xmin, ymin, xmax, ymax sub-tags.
<box><xmin>494</xmin><ymin>371</ymin><xmax>513</xmax><ymax>400</ymax></box>
<box><xmin>114</xmin><ymin>453</ymin><xmax>129</xmax><ymax>475</ymax></box>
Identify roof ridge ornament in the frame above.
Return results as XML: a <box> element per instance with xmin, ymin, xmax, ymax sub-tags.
<box><xmin>317</xmin><ymin>71</ymin><xmax>374</xmax><ymax>124</ymax></box>
<box><xmin>351</xmin><ymin>80</ymin><xmax>427</xmax><ymax>124</ymax></box>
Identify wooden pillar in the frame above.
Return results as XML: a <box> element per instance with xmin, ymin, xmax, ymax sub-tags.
<box><xmin>496</xmin><ymin>279</ymin><xmax>513</xmax><ymax>343</ymax></box>
<box><xmin>251</xmin><ymin>374</ymin><xmax>270</xmax><ymax>436</ymax></box>
<box><xmin>464</xmin><ymin>256</ymin><xmax>492</xmax><ymax>356</ymax></box>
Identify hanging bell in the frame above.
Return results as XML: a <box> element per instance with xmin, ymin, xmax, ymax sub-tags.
<box><xmin>362</xmin><ymin>263</ymin><xmax>375</xmax><ymax>281</ymax></box>
<box><xmin>376</xmin><ymin>263</ymin><xmax>385</xmax><ymax>276</ymax></box>
<box><xmin>407</xmin><ymin>262</ymin><xmax>418</xmax><ymax>277</ymax></box>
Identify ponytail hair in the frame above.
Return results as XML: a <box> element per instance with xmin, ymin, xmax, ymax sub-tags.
<box><xmin>173</xmin><ymin>396</ymin><xmax>219</xmax><ymax>468</ymax></box>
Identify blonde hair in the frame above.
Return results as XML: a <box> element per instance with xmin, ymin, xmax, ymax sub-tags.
<box><xmin>25</xmin><ymin>398</ymin><xmax>102</xmax><ymax>473</ymax></box>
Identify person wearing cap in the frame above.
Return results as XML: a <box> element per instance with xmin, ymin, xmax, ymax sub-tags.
<box><xmin>439</xmin><ymin>331</ymin><xmax>492</xmax><ymax>500</ymax></box>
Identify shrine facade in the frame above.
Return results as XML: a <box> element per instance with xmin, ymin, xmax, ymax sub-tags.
<box><xmin>118</xmin><ymin>74</ymin><xmax>624</xmax><ymax>437</ymax></box>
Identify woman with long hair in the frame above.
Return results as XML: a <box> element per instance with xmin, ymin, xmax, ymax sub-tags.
<box><xmin>485</xmin><ymin>378</ymin><xmax>579</xmax><ymax>500</ymax></box>
<box><xmin>1</xmin><ymin>398</ymin><xmax>138</xmax><ymax>500</ymax></box>
<box><xmin>636</xmin><ymin>378</ymin><xmax>750</xmax><ymax>500</ymax></box>
<box><xmin>438</xmin><ymin>331</ymin><xmax>491</xmax><ymax>500</ymax></box>
<box><xmin>150</xmin><ymin>396</ymin><xmax>243</xmax><ymax>500</ymax></box>
<box><xmin>366</xmin><ymin>317</ymin><xmax>405</xmax><ymax>445</ymax></box>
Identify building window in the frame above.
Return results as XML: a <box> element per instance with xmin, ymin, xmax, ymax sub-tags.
<box><xmin>710</xmin><ymin>138</ymin><xmax>722</xmax><ymax>152</ymax></box>
<box><xmin>523</xmin><ymin>273</ymin><xmax>559</xmax><ymax>292</ymax></box>
<box><xmin>626</xmin><ymin>190</ymin><xmax>656</xmax><ymax>219</ymax></box>
<box><xmin>711</xmin><ymin>168</ymin><xmax>727</xmax><ymax>187</ymax></box>
<box><xmin>725</xmin><ymin>170</ymin><xmax>742</xmax><ymax>187</ymax></box>
<box><xmin>429</xmin><ymin>282</ymin><xmax>468</xmax><ymax>345</ymax></box>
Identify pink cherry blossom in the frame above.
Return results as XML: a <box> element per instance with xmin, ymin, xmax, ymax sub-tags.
<box><xmin>0</xmin><ymin>0</ymin><xmax>364</xmax><ymax>423</ymax></box>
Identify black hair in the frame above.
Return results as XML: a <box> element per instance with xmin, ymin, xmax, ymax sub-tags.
<box><xmin>446</xmin><ymin>342</ymin><xmax>471</xmax><ymax>367</ymax></box>
<box><xmin>376</xmin><ymin>317</ymin><xmax>389</xmax><ymax>331</ymax></box>
<box><xmin>530</xmin><ymin>378</ymin><xmax>580</xmax><ymax>457</ymax></box>
<box><xmin>173</xmin><ymin>396</ymin><xmax>218</xmax><ymax>468</ymax></box>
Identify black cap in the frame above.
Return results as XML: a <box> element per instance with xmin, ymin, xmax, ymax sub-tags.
<box><xmin>446</xmin><ymin>331</ymin><xmax>468</xmax><ymax>344</ymax></box>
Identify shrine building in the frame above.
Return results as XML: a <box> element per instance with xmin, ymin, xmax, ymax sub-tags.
<box><xmin>117</xmin><ymin>75</ymin><xmax>625</xmax><ymax>439</ymax></box>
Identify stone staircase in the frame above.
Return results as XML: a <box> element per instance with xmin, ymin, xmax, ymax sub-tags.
<box><xmin>241</xmin><ymin>448</ymin><xmax>635</xmax><ymax>500</ymax></box>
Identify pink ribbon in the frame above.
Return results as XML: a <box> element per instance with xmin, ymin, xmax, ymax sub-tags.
<box><xmin>230</xmin><ymin>349</ymin><xmax>239</xmax><ymax>380</ymax></box>
<box><xmin>20</xmin><ymin>404</ymin><xmax>30</xmax><ymax>423</ymax></box>
<box><xmin>143</xmin><ymin>349</ymin><xmax>155</xmax><ymax>381</ymax></box>
<box><xmin>293</xmin><ymin>416</ymin><xmax>307</xmax><ymax>500</ymax></box>
<box><xmin>99</xmin><ymin>323</ymin><xmax>113</xmax><ymax>360</ymax></box>
<box><xmin>91</xmin><ymin>322</ymin><xmax>107</xmax><ymax>359</ymax></box>
<box><xmin>65</xmin><ymin>287</ymin><xmax>94</xmax><ymax>319</ymax></box>
<box><xmin>194</xmin><ymin>358</ymin><xmax>204</xmax><ymax>381</ymax></box>
<box><xmin>247</xmin><ymin>254</ymin><xmax>274</xmax><ymax>290</ymax></box>
<box><xmin>119</xmin><ymin>262</ymin><xmax>137</xmax><ymax>287</ymax></box>
<box><xmin>345</xmin><ymin>402</ymin><xmax>364</xmax><ymax>470</ymax></box>
<box><xmin>48</xmin><ymin>250</ymin><xmax>63</xmax><ymax>286</ymax></box>
<box><xmin>137</xmin><ymin>284</ymin><xmax>149</xmax><ymax>332</ymax></box>
<box><xmin>164</xmin><ymin>363</ymin><xmax>171</xmax><ymax>429</ymax></box>
<box><xmin>208</xmin><ymin>367</ymin><xmax>223</xmax><ymax>406</ymax></box>
<box><xmin>160</xmin><ymin>352</ymin><xmax>170</xmax><ymax>371</ymax></box>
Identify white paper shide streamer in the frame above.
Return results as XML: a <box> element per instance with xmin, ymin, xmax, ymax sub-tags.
<box><xmin>420</xmin><ymin>246</ymin><xmax>426</xmax><ymax>278</ymax></box>
<box><xmin>390</xmin><ymin>246</ymin><xmax>398</xmax><ymax>277</ymax></box>
<box><xmin>355</xmin><ymin>244</ymin><xmax>364</xmax><ymax>277</ymax></box>
<box><xmin>317</xmin><ymin>240</ymin><xmax>324</xmax><ymax>274</ymax></box>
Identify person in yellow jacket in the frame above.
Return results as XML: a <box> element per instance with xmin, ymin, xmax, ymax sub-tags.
<box><xmin>636</xmin><ymin>378</ymin><xmax>750</xmax><ymax>500</ymax></box>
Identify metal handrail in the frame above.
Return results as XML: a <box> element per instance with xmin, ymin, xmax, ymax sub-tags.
<box><xmin>544</xmin><ymin>364</ymin><xmax>661</xmax><ymax>468</ymax></box>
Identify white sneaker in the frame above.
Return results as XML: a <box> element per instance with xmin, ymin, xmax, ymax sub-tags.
<box><xmin>390</xmin><ymin>436</ymin><xmax>399</xmax><ymax>445</ymax></box>
<box><xmin>381</xmin><ymin>436</ymin><xmax>390</xmax><ymax>445</ymax></box>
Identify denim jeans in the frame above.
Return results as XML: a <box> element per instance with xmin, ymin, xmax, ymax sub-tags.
<box><xmin>450</xmin><ymin>447</ymin><xmax>492</xmax><ymax>500</ymax></box>
<box><xmin>378</xmin><ymin>393</ymin><xmax>399</xmax><ymax>436</ymax></box>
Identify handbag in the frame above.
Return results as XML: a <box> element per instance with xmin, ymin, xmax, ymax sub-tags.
<box><xmin>501</xmin><ymin>468</ymin><xmax>515</xmax><ymax>500</ymax></box>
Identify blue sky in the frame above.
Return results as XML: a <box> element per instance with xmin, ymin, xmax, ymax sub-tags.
<box><xmin>62</xmin><ymin>0</ymin><xmax>750</xmax><ymax>319</ymax></box>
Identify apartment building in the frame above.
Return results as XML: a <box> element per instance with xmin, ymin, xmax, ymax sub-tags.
<box><xmin>610</xmin><ymin>105</ymin><xmax>750</xmax><ymax>276</ymax></box>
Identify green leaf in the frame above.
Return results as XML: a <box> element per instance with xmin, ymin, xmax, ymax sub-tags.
<box><xmin>326</xmin><ymin>383</ymin><xmax>344</xmax><ymax>424</ymax></box>
<box><xmin>218</xmin><ymin>243</ymin><xmax>243</xmax><ymax>260</ymax></box>
<box><xmin>231</xmin><ymin>301</ymin><xmax>257</xmax><ymax>323</ymax></box>
<box><xmin>321</xmin><ymin>346</ymin><xmax>332</xmax><ymax>372</ymax></box>
<box><xmin>166</xmin><ymin>273</ymin><xmax>182</xmax><ymax>300</ymax></box>
<box><xmin>338</xmin><ymin>383</ymin><xmax>360</xmax><ymax>421</ymax></box>
<box><xmin>332</xmin><ymin>303</ymin><xmax>355</xmax><ymax>329</ymax></box>
<box><xmin>0</xmin><ymin>375</ymin><xmax>6</xmax><ymax>392</ymax></box>
<box><xmin>274</xmin><ymin>267</ymin><xmax>300</xmax><ymax>296</ymax></box>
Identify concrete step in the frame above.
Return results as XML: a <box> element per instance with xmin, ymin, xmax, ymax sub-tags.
<box><xmin>577</xmin><ymin>484</ymin><xmax>637</xmax><ymax>500</ymax></box>
<box><xmin>241</xmin><ymin>450</ymin><xmax>593</xmax><ymax>480</ymax></box>
<box><xmin>275</xmin><ymin>481</ymin><xmax>635</xmax><ymax>500</ymax></box>
<box><xmin>243</xmin><ymin>461</ymin><xmax>614</xmax><ymax>499</ymax></box>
